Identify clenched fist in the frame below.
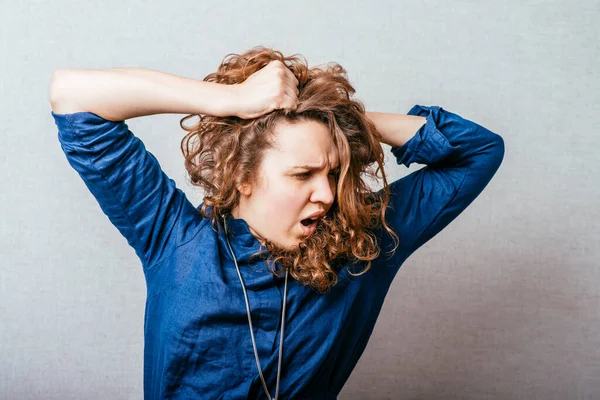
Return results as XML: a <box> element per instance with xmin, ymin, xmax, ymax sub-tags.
<box><xmin>230</xmin><ymin>60</ymin><xmax>300</xmax><ymax>119</ymax></box>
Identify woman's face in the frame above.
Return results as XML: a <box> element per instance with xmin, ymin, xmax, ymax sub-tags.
<box><xmin>232</xmin><ymin>119</ymin><xmax>339</xmax><ymax>249</ymax></box>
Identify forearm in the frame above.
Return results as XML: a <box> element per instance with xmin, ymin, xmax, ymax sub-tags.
<box><xmin>49</xmin><ymin>67</ymin><xmax>235</xmax><ymax>121</ymax></box>
<box><xmin>366</xmin><ymin>111</ymin><xmax>426</xmax><ymax>148</ymax></box>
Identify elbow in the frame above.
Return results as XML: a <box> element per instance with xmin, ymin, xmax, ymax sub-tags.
<box><xmin>489</xmin><ymin>133</ymin><xmax>505</xmax><ymax>171</ymax></box>
<box><xmin>49</xmin><ymin>69</ymin><xmax>78</xmax><ymax>113</ymax></box>
<box><xmin>49</xmin><ymin>69</ymin><xmax>66</xmax><ymax>112</ymax></box>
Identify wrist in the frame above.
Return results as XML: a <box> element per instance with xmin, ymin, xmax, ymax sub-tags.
<box><xmin>209</xmin><ymin>82</ymin><xmax>240</xmax><ymax>117</ymax></box>
<box><xmin>366</xmin><ymin>111</ymin><xmax>426</xmax><ymax>148</ymax></box>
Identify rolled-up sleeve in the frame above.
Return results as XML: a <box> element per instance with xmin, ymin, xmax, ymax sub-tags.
<box><xmin>52</xmin><ymin>111</ymin><xmax>196</xmax><ymax>270</ymax></box>
<box><xmin>376</xmin><ymin>104</ymin><xmax>505</xmax><ymax>270</ymax></box>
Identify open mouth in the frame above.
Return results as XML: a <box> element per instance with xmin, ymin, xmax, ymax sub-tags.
<box><xmin>300</xmin><ymin>217</ymin><xmax>319</xmax><ymax>234</ymax></box>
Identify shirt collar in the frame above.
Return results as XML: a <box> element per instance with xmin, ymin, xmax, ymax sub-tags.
<box><xmin>225</xmin><ymin>212</ymin><xmax>253</xmax><ymax>236</ymax></box>
<box><xmin>202</xmin><ymin>204</ymin><xmax>269</xmax><ymax>261</ymax></box>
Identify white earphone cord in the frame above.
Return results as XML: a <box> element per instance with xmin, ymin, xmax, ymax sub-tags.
<box><xmin>223</xmin><ymin>215</ymin><xmax>288</xmax><ymax>400</ymax></box>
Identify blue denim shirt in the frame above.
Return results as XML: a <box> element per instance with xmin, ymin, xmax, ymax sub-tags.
<box><xmin>52</xmin><ymin>105</ymin><xmax>504</xmax><ymax>399</ymax></box>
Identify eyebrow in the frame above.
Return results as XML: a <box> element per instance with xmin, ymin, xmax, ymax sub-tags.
<box><xmin>290</xmin><ymin>163</ymin><xmax>340</xmax><ymax>170</ymax></box>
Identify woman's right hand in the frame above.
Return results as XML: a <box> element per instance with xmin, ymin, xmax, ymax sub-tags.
<box><xmin>230</xmin><ymin>60</ymin><xmax>300</xmax><ymax>119</ymax></box>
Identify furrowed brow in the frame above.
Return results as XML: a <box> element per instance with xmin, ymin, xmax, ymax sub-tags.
<box><xmin>291</xmin><ymin>164</ymin><xmax>322</xmax><ymax>170</ymax></box>
<box><xmin>291</xmin><ymin>161</ymin><xmax>340</xmax><ymax>170</ymax></box>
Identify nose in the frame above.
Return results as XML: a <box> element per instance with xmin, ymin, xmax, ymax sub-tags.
<box><xmin>309</xmin><ymin>174</ymin><xmax>336</xmax><ymax>207</ymax></box>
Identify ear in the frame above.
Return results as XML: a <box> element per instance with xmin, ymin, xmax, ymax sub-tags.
<box><xmin>237</xmin><ymin>182</ymin><xmax>252</xmax><ymax>197</ymax></box>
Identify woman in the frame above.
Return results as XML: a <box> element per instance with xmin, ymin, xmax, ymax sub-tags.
<box><xmin>50</xmin><ymin>46</ymin><xmax>504</xmax><ymax>399</ymax></box>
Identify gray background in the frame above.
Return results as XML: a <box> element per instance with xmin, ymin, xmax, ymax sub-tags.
<box><xmin>1</xmin><ymin>0</ymin><xmax>598</xmax><ymax>399</ymax></box>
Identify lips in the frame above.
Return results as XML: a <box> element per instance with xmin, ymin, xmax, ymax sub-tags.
<box><xmin>305</xmin><ymin>210</ymin><xmax>325</xmax><ymax>220</ymax></box>
<box><xmin>300</xmin><ymin>213</ymin><xmax>323</xmax><ymax>227</ymax></box>
<box><xmin>300</xmin><ymin>218</ymin><xmax>318</xmax><ymax>235</ymax></box>
<box><xmin>300</xmin><ymin>210</ymin><xmax>325</xmax><ymax>235</ymax></box>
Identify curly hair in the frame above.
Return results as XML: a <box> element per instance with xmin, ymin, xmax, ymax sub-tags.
<box><xmin>179</xmin><ymin>46</ymin><xmax>399</xmax><ymax>294</ymax></box>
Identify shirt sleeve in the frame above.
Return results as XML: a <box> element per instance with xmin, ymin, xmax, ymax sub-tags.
<box><xmin>375</xmin><ymin>104</ymin><xmax>505</xmax><ymax>270</ymax></box>
<box><xmin>52</xmin><ymin>111</ymin><xmax>198</xmax><ymax>270</ymax></box>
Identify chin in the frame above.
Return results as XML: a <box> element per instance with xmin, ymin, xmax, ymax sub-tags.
<box><xmin>258</xmin><ymin>226</ymin><xmax>306</xmax><ymax>252</ymax></box>
<box><xmin>279</xmin><ymin>241</ymin><xmax>301</xmax><ymax>251</ymax></box>
<box><xmin>271</xmin><ymin>237</ymin><xmax>302</xmax><ymax>252</ymax></box>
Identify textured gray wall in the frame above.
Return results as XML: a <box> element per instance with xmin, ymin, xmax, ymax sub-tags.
<box><xmin>2</xmin><ymin>0</ymin><xmax>598</xmax><ymax>399</ymax></box>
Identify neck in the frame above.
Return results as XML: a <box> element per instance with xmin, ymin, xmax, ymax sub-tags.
<box><xmin>231</xmin><ymin>203</ymin><xmax>260</xmax><ymax>238</ymax></box>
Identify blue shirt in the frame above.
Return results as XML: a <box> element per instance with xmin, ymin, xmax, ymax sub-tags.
<box><xmin>52</xmin><ymin>105</ymin><xmax>504</xmax><ymax>399</ymax></box>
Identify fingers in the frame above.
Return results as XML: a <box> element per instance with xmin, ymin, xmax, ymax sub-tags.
<box><xmin>273</xmin><ymin>91</ymin><xmax>296</xmax><ymax>112</ymax></box>
<box><xmin>288</xmin><ymin>71</ymin><xmax>300</xmax><ymax>96</ymax></box>
<box><xmin>283</xmin><ymin>84</ymin><xmax>298</xmax><ymax>104</ymax></box>
<box><xmin>272</xmin><ymin>60</ymin><xmax>298</xmax><ymax>83</ymax></box>
<box><xmin>284</xmin><ymin>70</ymin><xmax>299</xmax><ymax>109</ymax></box>
<box><xmin>270</xmin><ymin>60</ymin><xmax>300</xmax><ymax>111</ymax></box>
<box><xmin>279</xmin><ymin>72</ymin><xmax>299</xmax><ymax>111</ymax></box>
<box><xmin>273</xmin><ymin>60</ymin><xmax>299</xmax><ymax>95</ymax></box>
<box><xmin>282</xmin><ymin>91</ymin><xmax>298</xmax><ymax>111</ymax></box>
